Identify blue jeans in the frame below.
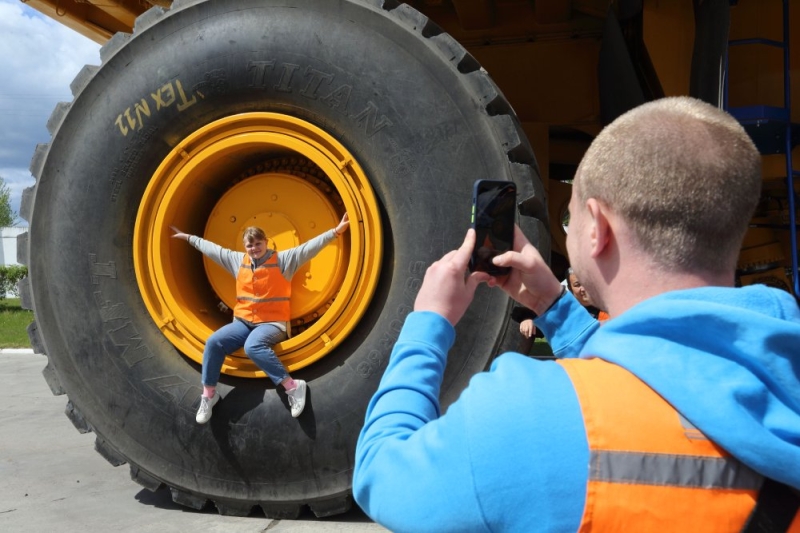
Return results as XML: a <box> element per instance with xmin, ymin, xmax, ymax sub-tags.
<box><xmin>202</xmin><ymin>319</ymin><xmax>289</xmax><ymax>386</ymax></box>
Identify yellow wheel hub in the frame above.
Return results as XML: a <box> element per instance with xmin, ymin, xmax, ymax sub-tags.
<box><xmin>133</xmin><ymin>113</ymin><xmax>382</xmax><ymax>377</ymax></box>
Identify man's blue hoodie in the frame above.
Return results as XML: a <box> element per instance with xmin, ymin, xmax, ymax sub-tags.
<box><xmin>353</xmin><ymin>285</ymin><xmax>800</xmax><ymax>532</ymax></box>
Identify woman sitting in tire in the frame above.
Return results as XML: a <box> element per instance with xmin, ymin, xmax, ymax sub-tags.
<box><xmin>171</xmin><ymin>214</ymin><xmax>350</xmax><ymax>423</ymax></box>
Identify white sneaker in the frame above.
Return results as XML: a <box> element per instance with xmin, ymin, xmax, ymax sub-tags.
<box><xmin>196</xmin><ymin>393</ymin><xmax>219</xmax><ymax>424</ymax></box>
<box><xmin>287</xmin><ymin>380</ymin><xmax>307</xmax><ymax>418</ymax></box>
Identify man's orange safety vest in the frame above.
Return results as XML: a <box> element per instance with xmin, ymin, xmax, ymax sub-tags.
<box><xmin>234</xmin><ymin>253</ymin><xmax>291</xmax><ymax>324</ymax></box>
<box><xmin>558</xmin><ymin>358</ymin><xmax>800</xmax><ymax>532</ymax></box>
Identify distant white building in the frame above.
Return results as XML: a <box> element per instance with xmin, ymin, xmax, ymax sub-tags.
<box><xmin>0</xmin><ymin>227</ymin><xmax>25</xmax><ymax>267</ymax></box>
<box><xmin>1</xmin><ymin>227</ymin><xmax>26</xmax><ymax>297</ymax></box>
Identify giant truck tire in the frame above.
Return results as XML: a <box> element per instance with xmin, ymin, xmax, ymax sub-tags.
<box><xmin>19</xmin><ymin>0</ymin><xmax>547</xmax><ymax>518</ymax></box>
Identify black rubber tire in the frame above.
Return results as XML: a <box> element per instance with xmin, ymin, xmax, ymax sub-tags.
<box><xmin>19</xmin><ymin>0</ymin><xmax>547</xmax><ymax>518</ymax></box>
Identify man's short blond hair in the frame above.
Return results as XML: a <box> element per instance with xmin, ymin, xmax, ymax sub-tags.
<box><xmin>242</xmin><ymin>226</ymin><xmax>267</xmax><ymax>243</ymax></box>
<box><xmin>578</xmin><ymin>97</ymin><xmax>761</xmax><ymax>273</ymax></box>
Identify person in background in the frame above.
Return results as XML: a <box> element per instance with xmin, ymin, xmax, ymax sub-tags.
<box><xmin>510</xmin><ymin>304</ymin><xmax>540</xmax><ymax>355</ymax></box>
<box><xmin>514</xmin><ymin>266</ymin><xmax>608</xmax><ymax>356</ymax></box>
<box><xmin>352</xmin><ymin>97</ymin><xmax>800</xmax><ymax>532</ymax></box>
<box><xmin>171</xmin><ymin>213</ymin><xmax>349</xmax><ymax>423</ymax></box>
<box><xmin>565</xmin><ymin>267</ymin><xmax>609</xmax><ymax>321</ymax></box>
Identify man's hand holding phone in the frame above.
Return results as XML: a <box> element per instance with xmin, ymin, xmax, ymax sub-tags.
<box><xmin>414</xmin><ymin>229</ymin><xmax>491</xmax><ymax>327</ymax></box>
<box><xmin>491</xmin><ymin>224</ymin><xmax>563</xmax><ymax>316</ymax></box>
<box><xmin>413</xmin><ymin>223</ymin><xmax>561</xmax><ymax>328</ymax></box>
<box><xmin>469</xmin><ymin>180</ymin><xmax>516</xmax><ymax>276</ymax></box>
<box><xmin>414</xmin><ymin>176</ymin><xmax>561</xmax><ymax>327</ymax></box>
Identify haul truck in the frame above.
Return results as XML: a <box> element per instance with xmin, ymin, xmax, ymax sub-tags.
<box><xmin>18</xmin><ymin>0</ymin><xmax>800</xmax><ymax>518</ymax></box>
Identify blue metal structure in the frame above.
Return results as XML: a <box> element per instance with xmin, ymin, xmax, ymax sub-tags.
<box><xmin>724</xmin><ymin>0</ymin><xmax>800</xmax><ymax>299</ymax></box>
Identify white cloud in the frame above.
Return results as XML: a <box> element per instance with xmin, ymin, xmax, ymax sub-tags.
<box><xmin>0</xmin><ymin>0</ymin><xmax>101</xmax><ymax>225</ymax></box>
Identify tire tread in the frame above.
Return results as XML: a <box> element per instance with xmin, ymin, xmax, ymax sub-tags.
<box><xmin>16</xmin><ymin>232</ymin><xmax>28</xmax><ymax>266</ymax></box>
<box><xmin>170</xmin><ymin>0</ymin><xmax>206</xmax><ymax>12</ymax></box>
<box><xmin>214</xmin><ymin>499</ymin><xmax>256</xmax><ymax>517</ymax></box>
<box><xmin>70</xmin><ymin>65</ymin><xmax>99</xmax><ymax>97</ymax></box>
<box><xmin>65</xmin><ymin>400</ymin><xmax>93</xmax><ymax>434</ymax></box>
<box><xmin>430</xmin><ymin>33</ymin><xmax>480</xmax><ymax>73</ymax></box>
<box><xmin>490</xmin><ymin>114</ymin><xmax>536</xmax><ymax>166</ymax></box>
<box><xmin>130</xmin><ymin>464</ymin><xmax>165</xmax><ymax>491</ymax></box>
<box><xmin>134</xmin><ymin>6</ymin><xmax>166</xmax><ymax>34</ymax></box>
<box><xmin>95</xmin><ymin>437</ymin><xmax>127</xmax><ymax>467</ymax></box>
<box><xmin>19</xmin><ymin>186</ymin><xmax>34</xmax><ymax>223</ymax></box>
<box><xmin>259</xmin><ymin>502</ymin><xmax>302</xmax><ymax>519</ymax></box>
<box><xmin>18</xmin><ymin>277</ymin><xmax>33</xmax><ymax>311</ymax></box>
<box><xmin>393</xmin><ymin>2</ymin><xmax>540</xmax><ymax>205</ymax></box>
<box><xmin>28</xmin><ymin>144</ymin><xmax>48</xmax><ymax>182</ymax></box>
<box><xmin>170</xmin><ymin>488</ymin><xmax>208</xmax><ymax>510</ymax></box>
<box><xmin>309</xmin><ymin>494</ymin><xmax>353</xmax><ymax>518</ymax></box>
<box><xmin>100</xmin><ymin>32</ymin><xmax>131</xmax><ymax>64</ymax></box>
<box><xmin>41</xmin><ymin>358</ymin><xmax>66</xmax><ymax>396</ymax></box>
<box><xmin>46</xmin><ymin>102</ymin><xmax>72</xmax><ymax>136</ymax></box>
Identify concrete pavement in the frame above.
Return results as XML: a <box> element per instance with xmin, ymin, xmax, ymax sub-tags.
<box><xmin>0</xmin><ymin>352</ymin><xmax>387</xmax><ymax>532</ymax></box>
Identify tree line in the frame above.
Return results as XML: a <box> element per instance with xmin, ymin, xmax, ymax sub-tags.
<box><xmin>0</xmin><ymin>265</ymin><xmax>26</xmax><ymax>299</ymax></box>
<box><xmin>0</xmin><ymin>175</ymin><xmax>25</xmax><ymax>298</ymax></box>
<box><xmin>0</xmin><ymin>175</ymin><xmax>19</xmax><ymax>227</ymax></box>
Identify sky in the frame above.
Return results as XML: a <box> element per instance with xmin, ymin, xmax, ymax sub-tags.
<box><xmin>0</xmin><ymin>0</ymin><xmax>101</xmax><ymax>226</ymax></box>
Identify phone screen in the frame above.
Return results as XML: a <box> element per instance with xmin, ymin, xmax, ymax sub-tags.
<box><xmin>470</xmin><ymin>180</ymin><xmax>516</xmax><ymax>275</ymax></box>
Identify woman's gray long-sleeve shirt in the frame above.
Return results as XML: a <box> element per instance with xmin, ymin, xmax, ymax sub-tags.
<box><xmin>188</xmin><ymin>229</ymin><xmax>338</xmax><ymax>331</ymax></box>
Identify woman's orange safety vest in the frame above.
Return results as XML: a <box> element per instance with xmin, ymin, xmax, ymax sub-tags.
<box><xmin>234</xmin><ymin>253</ymin><xmax>291</xmax><ymax>324</ymax></box>
<box><xmin>558</xmin><ymin>357</ymin><xmax>800</xmax><ymax>532</ymax></box>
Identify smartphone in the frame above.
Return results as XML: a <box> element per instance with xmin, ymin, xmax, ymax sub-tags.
<box><xmin>470</xmin><ymin>179</ymin><xmax>517</xmax><ymax>276</ymax></box>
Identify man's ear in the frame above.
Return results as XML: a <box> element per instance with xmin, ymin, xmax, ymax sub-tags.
<box><xmin>586</xmin><ymin>198</ymin><xmax>611</xmax><ymax>258</ymax></box>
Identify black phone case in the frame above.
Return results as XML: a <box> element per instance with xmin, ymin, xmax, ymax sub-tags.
<box><xmin>470</xmin><ymin>180</ymin><xmax>516</xmax><ymax>275</ymax></box>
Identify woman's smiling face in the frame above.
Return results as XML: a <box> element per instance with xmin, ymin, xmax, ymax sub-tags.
<box><xmin>568</xmin><ymin>273</ymin><xmax>594</xmax><ymax>307</ymax></box>
<box><xmin>244</xmin><ymin>238</ymin><xmax>268</xmax><ymax>261</ymax></box>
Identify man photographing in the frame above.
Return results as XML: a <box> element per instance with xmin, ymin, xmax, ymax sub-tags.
<box><xmin>353</xmin><ymin>97</ymin><xmax>800</xmax><ymax>532</ymax></box>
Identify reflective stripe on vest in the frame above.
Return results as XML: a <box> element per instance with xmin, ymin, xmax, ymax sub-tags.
<box><xmin>234</xmin><ymin>253</ymin><xmax>291</xmax><ymax>323</ymax></box>
<box><xmin>557</xmin><ymin>358</ymin><xmax>793</xmax><ymax>533</ymax></box>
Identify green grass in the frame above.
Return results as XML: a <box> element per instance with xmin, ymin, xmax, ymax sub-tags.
<box><xmin>0</xmin><ymin>298</ymin><xmax>33</xmax><ymax>348</ymax></box>
<box><xmin>530</xmin><ymin>337</ymin><xmax>554</xmax><ymax>357</ymax></box>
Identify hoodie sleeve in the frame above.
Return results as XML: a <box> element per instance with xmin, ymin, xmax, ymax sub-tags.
<box><xmin>353</xmin><ymin>312</ymin><xmax>490</xmax><ymax>532</ymax></box>
<box><xmin>353</xmin><ymin>311</ymin><xmax>589</xmax><ymax>532</ymax></box>
<box><xmin>535</xmin><ymin>291</ymin><xmax>600</xmax><ymax>358</ymax></box>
